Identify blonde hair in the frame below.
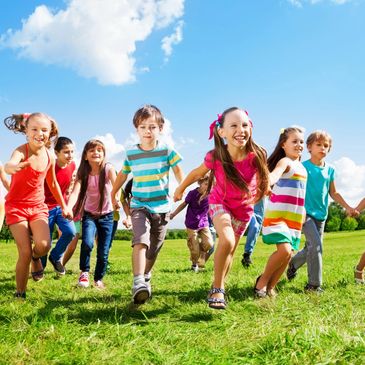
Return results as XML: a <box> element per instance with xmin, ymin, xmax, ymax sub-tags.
<box><xmin>306</xmin><ymin>130</ymin><xmax>332</xmax><ymax>152</ymax></box>
<box><xmin>4</xmin><ymin>112</ymin><xmax>58</xmax><ymax>149</ymax></box>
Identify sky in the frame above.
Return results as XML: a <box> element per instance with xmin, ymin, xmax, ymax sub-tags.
<box><xmin>1</xmin><ymin>0</ymin><xmax>365</xmax><ymax>228</ymax></box>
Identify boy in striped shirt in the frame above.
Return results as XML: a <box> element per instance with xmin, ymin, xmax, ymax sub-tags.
<box><xmin>111</xmin><ymin>105</ymin><xmax>184</xmax><ymax>304</ymax></box>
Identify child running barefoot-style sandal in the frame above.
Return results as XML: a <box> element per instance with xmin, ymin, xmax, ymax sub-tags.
<box><xmin>31</xmin><ymin>256</ymin><xmax>44</xmax><ymax>282</ymax></box>
<box><xmin>207</xmin><ymin>288</ymin><xmax>226</xmax><ymax>310</ymax></box>
<box><xmin>354</xmin><ymin>266</ymin><xmax>364</xmax><ymax>284</ymax></box>
<box><xmin>254</xmin><ymin>276</ymin><xmax>267</xmax><ymax>298</ymax></box>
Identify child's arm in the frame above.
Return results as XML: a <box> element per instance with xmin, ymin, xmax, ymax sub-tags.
<box><xmin>174</xmin><ymin>163</ymin><xmax>209</xmax><ymax>202</ymax></box>
<box><xmin>4</xmin><ymin>147</ymin><xmax>31</xmax><ymax>175</ymax></box>
<box><xmin>269</xmin><ymin>158</ymin><xmax>290</xmax><ymax>186</ymax></box>
<box><xmin>172</xmin><ymin>164</ymin><xmax>184</xmax><ymax>185</ymax></box>
<box><xmin>0</xmin><ymin>165</ymin><xmax>10</xmax><ymax>191</ymax></box>
<box><xmin>356</xmin><ymin>198</ymin><xmax>365</xmax><ymax>213</ymax></box>
<box><xmin>121</xmin><ymin>200</ymin><xmax>132</xmax><ymax>228</ymax></box>
<box><xmin>170</xmin><ymin>201</ymin><xmax>187</xmax><ymax>220</ymax></box>
<box><xmin>111</xmin><ymin>171</ymin><xmax>128</xmax><ymax>209</ymax></box>
<box><xmin>46</xmin><ymin>157</ymin><xmax>72</xmax><ymax>219</ymax></box>
<box><xmin>67</xmin><ymin>179</ymin><xmax>81</xmax><ymax>211</ymax></box>
<box><xmin>329</xmin><ymin>180</ymin><xmax>356</xmax><ymax>216</ymax></box>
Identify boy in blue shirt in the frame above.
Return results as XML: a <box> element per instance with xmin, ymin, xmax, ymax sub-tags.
<box><xmin>111</xmin><ymin>105</ymin><xmax>183</xmax><ymax>304</ymax></box>
<box><xmin>287</xmin><ymin>130</ymin><xmax>355</xmax><ymax>292</ymax></box>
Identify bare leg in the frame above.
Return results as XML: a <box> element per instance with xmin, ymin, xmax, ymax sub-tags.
<box><xmin>256</xmin><ymin>243</ymin><xmax>292</xmax><ymax>291</ymax></box>
<box><xmin>209</xmin><ymin>213</ymin><xmax>241</xmax><ymax>307</ymax></box>
<box><xmin>267</xmin><ymin>251</ymin><xmax>292</xmax><ymax>290</ymax></box>
<box><xmin>132</xmin><ymin>243</ymin><xmax>147</xmax><ymax>276</ymax></box>
<box><xmin>355</xmin><ymin>251</ymin><xmax>365</xmax><ymax>281</ymax></box>
<box><xmin>9</xmin><ymin>222</ymin><xmax>33</xmax><ymax>293</ymax></box>
<box><xmin>0</xmin><ymin>201</ymin><xmax>5</xmax><ymax>232</ymax></box>
<box><xmin>61</xmin><ymin>233</ymin><xmax>79</xmax><ymax>266</ymax></box>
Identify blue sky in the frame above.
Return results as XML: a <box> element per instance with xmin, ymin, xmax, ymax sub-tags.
<box><xmin>1</xmin><ymin>0</ymin><xmax>365</xmax><ymax>227</ymax></box>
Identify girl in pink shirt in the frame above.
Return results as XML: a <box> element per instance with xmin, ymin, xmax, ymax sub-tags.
<box><xmin>67</xmin><ymin>139</ymin><xmax>117</xmax><ymax>289</ymax></box>
<box><xmin>174</xmin><ymin>107</ymin><xmax>269</xmax><ymax>309</ymax></box>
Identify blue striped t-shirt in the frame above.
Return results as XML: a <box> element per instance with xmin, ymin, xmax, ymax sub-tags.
<box><xmin>122</xmin><ymin>144</ymin><xmax>182</xmax><ymax>213</ymax></box>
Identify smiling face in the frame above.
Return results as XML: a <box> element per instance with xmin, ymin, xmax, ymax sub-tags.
<box><xmin>25</xmin><ymin>115</ymin><xmax>51</xmax><ymax>148</ymax></box>
<box><xmin>136</xmin><ymin>116</ymin><xmax>161</xmax><ymax>150</ymax></box>
<box><xmin>56</xmin><ymin>143</ymin><xmax>75</xmax><ymax>167</ymax></box>
<box><xmin>281</xmin><ymin>130</ymin><xmax>305</xmax><ymax>160</ymax></box>
<box><xmin>85</xmin><ymin>143</ymin><xmax>105</xmax><ymax>165</ymax></box>
<box><xmin>218</xmin><ymin>109</ymin><xmax>251</xmax><ymax>151</ymax></box>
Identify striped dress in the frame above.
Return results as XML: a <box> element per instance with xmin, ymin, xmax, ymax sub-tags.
<box><xmin>262</xmin><ymin>159</ymin><xmax>307</xmax><ymax>250</ymax></box>
<box><xmin>122</xmin><ymin>143</ymin><xmax>182</xmax><ymax>214</ymax></box>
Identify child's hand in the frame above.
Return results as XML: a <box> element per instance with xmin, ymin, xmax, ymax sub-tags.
<box><xmin>169</xmin><ymin>213</ymin><xmax>175</xmax><ymax>220</ymax></box>
<box><xmin>62</xmin><ymin>206</ymin><xmax>73</xmax><ymax>220</ymax></box>
<box><xmin>112</xmin><ymin>197</ymin><xmax>122</xmax><ymax>210</ymax></box>
<box><xmin>8</xmin><ymin>161</ymin><xmax>31</xmax><ymax>174</ymax></box>
<box><xmin>346</xmin><ymin>207</ymin><xmax>359</xmax><ymax>217</ymax></box>
<box><xmin>122</xmin><ymin>215</ymin><xmax>132</xmax><ymax>229</ymax></box>
<box><xmin>173</xmin><ymin>187</ymin><xmax>184</xmax><ymax>202</ymax></box>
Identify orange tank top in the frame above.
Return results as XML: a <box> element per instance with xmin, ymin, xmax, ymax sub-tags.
<box><xmin>5</xmin><ymin>144</ymin><xmax>51</xmax><ymax>207</ymax></box>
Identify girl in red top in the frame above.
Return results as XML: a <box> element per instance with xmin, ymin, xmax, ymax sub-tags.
<box><xmin>4</xmin><ymin>113</ymin><xmax>71</xmax><ymax>299</ymax></box>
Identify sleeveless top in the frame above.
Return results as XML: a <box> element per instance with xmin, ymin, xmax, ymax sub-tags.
<box><xmin>5</xmin><ymin>144</ymin><xmax>51</xmax><ymax>207</ymax></box>
<box><xmin>262</xmin><ymin>159</ymin><xmax>307</xmax><ymax>250</ymax></box>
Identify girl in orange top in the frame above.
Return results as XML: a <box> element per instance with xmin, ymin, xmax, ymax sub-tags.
<box><xmin>4</xmin><ymin>113</ymin><xmax>71</xmax><ymax>299</ymax></box>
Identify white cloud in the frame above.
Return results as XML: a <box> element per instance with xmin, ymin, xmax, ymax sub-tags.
<box><xmin>332</xmin><ymin>157</ymin><xmax>365</xmax><ymax>206</ymax></box>
<box><xmin>288</xmin><ymin>0</ymin><xmax>353</xmax><ymax>6</ymax></box>
<box><xmin>0</xmin><ymin>0</ymin><xmax>184</xmax><ymax>85</ymax></box>
<box><xmin>161</xmin><ymin>20</ymin><xmax>183</xmax><ymax>61</ymax></box>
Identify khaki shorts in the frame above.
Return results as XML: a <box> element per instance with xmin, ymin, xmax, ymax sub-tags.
<box><xmin>131</xmin><ymin>208</ymin><xmax>169</xmax><ymax>260</ymax></box>
<box><xmin>186</xmin><ymin>227</ymin><xmax>214</xmax><ymax>263</ymax></box>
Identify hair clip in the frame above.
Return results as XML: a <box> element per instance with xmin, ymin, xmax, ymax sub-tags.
<box><xmin>280</xmin><ymin>128</ymin><xmax>285</xmax><ymax>134</ymax></box>
<box><xmin>208</xmin><ymin>114</ymin><xmax>222</xmax><ymax>140</ymax></box>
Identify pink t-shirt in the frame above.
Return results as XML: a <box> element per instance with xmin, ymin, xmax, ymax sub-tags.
<box><xmin>204</xmin><ymin>150</ymin><xmax>258</xmax><ymax>222</ymax></box>
<box><xmin>84</xmin><ymin>163</ymin><xmax>113</xmax><ymax>215</ymax></box>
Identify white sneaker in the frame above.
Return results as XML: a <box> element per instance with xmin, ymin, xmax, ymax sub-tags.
<box><xmin>78</xmin><ymin>272</ymin><xmax>89</xmax><ymax>288</ymax></box>
<box><xmin>132</xmin><ymin>282</ymin><xmax>151</xmax><ymax>304</ymax></box>
<box><xmin>94</xmin><ymin>280</ymin><xmax>106</xmax><ymax>289</ymax></box>
<box><xmin>191</xmin><ymin>264</ymin><xmax>199</xmax><ymax>273</ymax></box>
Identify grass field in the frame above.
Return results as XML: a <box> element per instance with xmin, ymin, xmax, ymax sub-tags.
<box><xmin>1</xmin><ymin>231</ymin><xmax>365</xmax><ymax>364</ymax></box>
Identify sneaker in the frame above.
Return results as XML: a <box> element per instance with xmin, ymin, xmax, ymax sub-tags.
<box><xmin>132</xmin><ymin>282</ymin><xmax>151</xmax><ymax>305</ymax></box>
<box><xmin>304</xmin><ymin>284</ymin><xmax>324</xmax><ymax>293</ymax></box>
<box><xmin>78</xmin><ymin>272</ymin><xmax>90</xmax><ymax>288</ymax></box>
<box><xmin>286</xmin><ymin>262</ymin><xmax>297</xmax><ymax>281</ymax></box>
<box><xmin>241</xmin><ymin>253</ymin><xmax>253</xmax><ymax>268</ymax></box>
<box><xmin>49</xmin><ymin>256</ymin><xmax>66</xmax><ymax>276</ymax></box>
<box><xmin>191</xmin><ymin>264</ymin><xmax>199</xmax><ymax>273</ymax></box>
<box><xmin>94</xmin><ymin>280</ymin><xmax>106</xmax><ymax>289</ymax></box>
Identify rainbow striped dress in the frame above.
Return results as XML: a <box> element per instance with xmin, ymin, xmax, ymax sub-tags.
<box><xmin>262</xmin><ymin>159</ymin><xmax>307</xmax><ymax>250</ymax></box>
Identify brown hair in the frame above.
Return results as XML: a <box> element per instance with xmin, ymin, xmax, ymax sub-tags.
<box><xmin>208</xmin><ymin>107</ymin><xmax>269</xmax><ymax>203</ymax></box>
<box><xmin>267</xmin><ymin>126</ymin><xmax>304</xmax><ymax>172</ymax></box>
<box><xmin>4</xmin><ymin>112</ymin><xmax>58</xmax><ymax>148</ymax></box>
<box><xmin>306</xmin><ymin>130</ymin><xmax>332</xmax><ymax>152</ymax></box>
<box><xmin>133</xmin><ymin>105</ymin><xmax>164</xmax><ymax>128</ymax></box>
<box><xmin>73</xmin><ymin>139</ymin><xmax>107</xmax><ymax>216</ymax></box>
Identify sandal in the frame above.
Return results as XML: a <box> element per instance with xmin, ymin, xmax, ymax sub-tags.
<box><xmin>254</xmin><ymin>275</ymin><xmax>267</xmax><ymax>298</ymax></box>
<box><xmin>354</xmin><ymin>266</ymin><xmax>364</xmax><ymax>284</ymax></box>
<box><xmin>31</xmin><ymin>256</ymin><xmax>44</xmax><ymax>282</ymax></box>
<box><xmin>207</xmin><ymin>287</ymin><xmax>226</xmax><ymax>310</ymax></box>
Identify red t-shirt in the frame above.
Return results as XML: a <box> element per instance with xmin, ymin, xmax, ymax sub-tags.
<box><xmin>44</xmin><ymin>161</ymin><xmax>76</xmax><ymax>209</ymax></box>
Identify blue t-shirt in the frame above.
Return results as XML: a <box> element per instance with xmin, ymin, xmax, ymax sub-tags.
<box><xmin>122</xmin><ymin>143</ymin><xmax>182</xmax><ymax>213</ymax></box>
<box><xmin>303</xmin><ymin>159</ymin><xmax>335</xmax><ymax>221</ymax></box>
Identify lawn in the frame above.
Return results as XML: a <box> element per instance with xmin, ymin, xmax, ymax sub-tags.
<box><xmin>1</xmin><ymin>231</ymin><xmax>365</xmax><ymax>364</ymax></box>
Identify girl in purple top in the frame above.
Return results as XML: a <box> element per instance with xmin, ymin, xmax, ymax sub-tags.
<box><xmin>170</xmin><ymin>174</ymin><xmax>213</xmax><ymax>272</ymax></box>
<box><xmin>174</xmin><ymin>107</ymin><xmax>269</xmax><ymax>309</ymax></box>
<box><xmin>67</xmin><ymin>139</ymin><xmax>118</xmax><ymax>289</ymax></box>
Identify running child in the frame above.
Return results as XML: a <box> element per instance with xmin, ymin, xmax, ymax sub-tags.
<box><xmin>3</xmin><ymin>112</ymin><xmax>71</xmax><ymax>298</ymax></box>
<box><xmin>174</xmin><ymin>107</ymin><xmax>269</xmax><ymax>309</ymax></box>
<box><xmin>111</xmin><ymin>104</ymin><xmax>183</xmax><ymax>305</ymax></box>
<box><xmin>170</xmin><ymin>173</ymin><xmax>213</xmax><ymax>272</ymax></box>
<box><xmin>67</xmin><ymin>139</ymin><xmax>118</xmax><ymax>289</ymax></box>
<box><xmin>287</xmin><ymin>131</ymin><xmax>356</xmax><ymax>291</ymax></box>
<box><xmin>255</xmin><ymin>127</ymin><xmax>307</xmax><ymax>298</ymax></box>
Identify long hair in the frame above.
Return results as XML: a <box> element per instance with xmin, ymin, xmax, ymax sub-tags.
<box><xmin>267</xmin><ymin>126</ymin><xmax>304</xmax><ymax>172</ymax></box>
<box><xmin>207</xmin><ymin>107</ymin><xmax>269</xmax><ymax>203</ymax></box>
<box><xmin>4</xmin><ymin>112</ymin><xmax>58</xmax><ymax>148</ymax></box>
<box><xmin>73</xmin><ymin>139</ymin><xmax>107</xmax><ymax>216</ymax></box>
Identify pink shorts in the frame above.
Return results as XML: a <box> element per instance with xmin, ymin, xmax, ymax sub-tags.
<box><xmin>209</xmin><ymin>204</ymin><xmax>250</xmax><ymax>238</ymax></box>
<box><xmin>5</xmin><ymin>202</ymin><xmax>49</xmax><ymax>226</ymax></box>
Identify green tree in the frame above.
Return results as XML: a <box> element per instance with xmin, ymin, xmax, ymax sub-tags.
<box><xmin>341</xmin><ymin>216</ymin><xmax>358</xmax><ymax>231</ymax></box>
<box><xmin>325</xmin><ymin>217</ymin><xmax>341</xmax><ymax>232</ymax></box>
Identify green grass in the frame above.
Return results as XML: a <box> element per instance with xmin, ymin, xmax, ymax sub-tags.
<box><xmin>1</xmin><ymin>231</ymin><xmax>365</xmax><ymax>364</ymax></box>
